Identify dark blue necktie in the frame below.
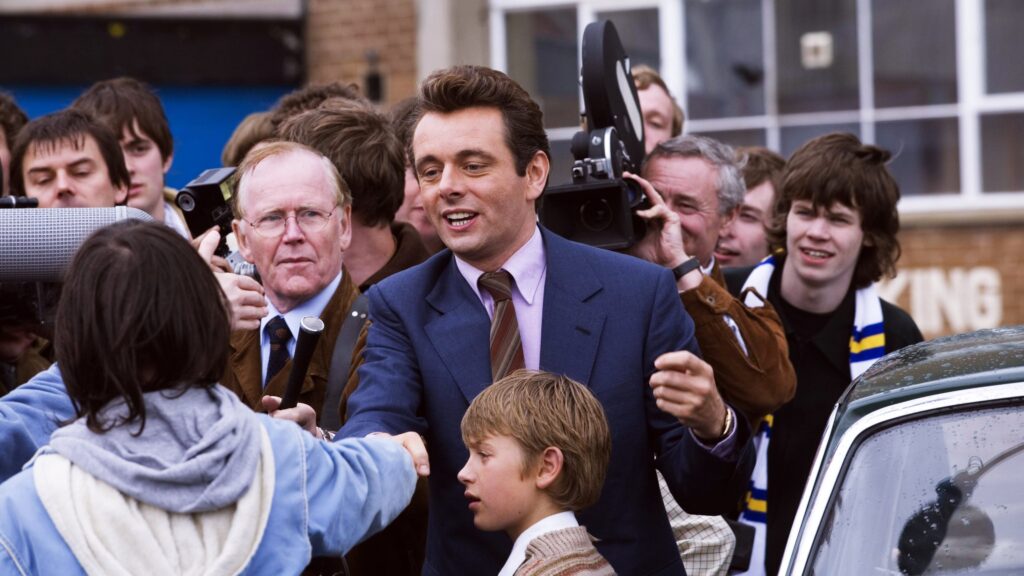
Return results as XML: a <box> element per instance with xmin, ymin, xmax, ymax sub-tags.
<box><xmin>265</xmin><ymin>315</ymin><xmax>292</xmax><ymax>385</ymax></box>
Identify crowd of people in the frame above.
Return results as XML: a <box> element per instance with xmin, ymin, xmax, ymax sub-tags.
<box><xmin>0</xmin><ymin>61</ymin><xmax>921</xmax><ymax>576</ymax></box>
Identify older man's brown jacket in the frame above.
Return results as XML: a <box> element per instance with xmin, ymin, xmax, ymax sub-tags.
<box><xmin>681</xmin><ymin>262</ymin><xmax>796</xmax><ymax>425</ymax></box>
<box><xmin>220</xmin><ymin>270</ymin><xmax>362</xmax><ymax>412</ymax></box>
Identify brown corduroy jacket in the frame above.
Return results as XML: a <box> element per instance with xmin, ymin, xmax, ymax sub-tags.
<box><xmin>681</xmin><ymin>262</ymin><xmax>796</xmax><ymax>425</ymax></box>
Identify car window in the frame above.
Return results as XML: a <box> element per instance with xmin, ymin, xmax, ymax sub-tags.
<box><xmin>810</xmin><ymin>402</ymin><xmax>1024</xmax><ymax>575</ymax></box>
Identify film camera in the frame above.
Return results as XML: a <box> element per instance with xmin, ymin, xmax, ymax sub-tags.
<box><xmin>539</xmin><ymin>20</ymin><xmax>648</xmax><ymax>250</ymax></box>
<box><xmin>175</xmin><ymin>167</ymin><xmax>258</xmax><ymax>279</ymax></box>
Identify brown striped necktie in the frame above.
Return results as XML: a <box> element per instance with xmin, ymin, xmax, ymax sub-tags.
<box><xmin>478</xmin><ymin>270</ymin><xmax>525</xmax><ymax>381</ymax></box>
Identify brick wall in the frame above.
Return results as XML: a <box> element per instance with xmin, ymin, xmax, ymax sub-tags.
<box><xmin>306</xmin><ymin>0</ymin><xmax>418</xmax><ymax>105</ymax></box>
<box><xmin>880</xmin><ymin>223</ymin><xmax>1024</xmax><ymax>339</ymax></box>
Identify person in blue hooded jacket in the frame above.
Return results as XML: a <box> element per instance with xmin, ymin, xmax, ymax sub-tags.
<box><xmin>0</xmin><ymin>221</ymin><xmax>417</xmax><ymax>575</ymax></box>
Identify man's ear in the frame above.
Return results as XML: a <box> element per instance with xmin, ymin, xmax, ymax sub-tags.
<box><xmin>338</xmin><ymin>204</ymin><xmax>353</xmax><ymax>252</ymax></box>
<box><xmin>113</xmin><ymin>183</ymin><xmax>128</xmax><ymax>205</ymax></box>
<box><xmin>162</xmin><ymin>152</ymin><xmax>174</xmax><ymax>175</ymax></box>
<box><xmin>233</xmin><ymin>219</ymin><xmax>252</xmax><ymax>262</ymax></box>
<box><xmin>534</xmin><ymin>446</ymin><xmax>564</xmax><ymax>490</ymax></box>
<box><xmin>525</xmin><ymin>151</ymin><xmax>549</xmax><ymax>202</ymax></box>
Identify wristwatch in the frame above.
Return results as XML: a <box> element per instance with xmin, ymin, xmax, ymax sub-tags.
<box><xmin>671</xmin><ymin>256</ymin><xmax>701</xmax><ymax>281</ymax></box>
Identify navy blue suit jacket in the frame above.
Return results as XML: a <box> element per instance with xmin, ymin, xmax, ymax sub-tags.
<box><xmin>341</xmin><ymin>229</ymin><xmax>752</xmax><ymax>576</ymax></box>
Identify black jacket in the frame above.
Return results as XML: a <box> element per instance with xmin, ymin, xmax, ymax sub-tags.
<box><xmin>725</xmin><ymin>258</ymin><xmax>923</xmax><ymax>575</ymax></box>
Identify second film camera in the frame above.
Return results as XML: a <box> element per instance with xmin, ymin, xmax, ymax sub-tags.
<box><xmin>539</xmin><ymin>20</ymin><xmax>648</xmax><ymax>250</ymax></box>
<box><xmin>176</xmin><ymin>167</ymin><xmax>259</xmax><ymax>279</ymax></box>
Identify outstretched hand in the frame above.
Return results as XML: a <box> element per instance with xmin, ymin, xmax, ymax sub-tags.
<box><xmin>650</xmin><ymin>350</ymin><xmax>729</xmax><ymax>442</ymax></box>
<box><xmin>380</xmin><ymin>432</ymin><xmax>431</xmax><ymax>478</ymax></box>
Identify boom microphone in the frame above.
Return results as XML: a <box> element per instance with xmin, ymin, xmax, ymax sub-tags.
<box><xmin>279</xmin><ymin>316</ymin><xmax>326</xmax><ymax>410</ymax></box>
<box><xmin>0</xmin><ymin>207</ymin><xmax>154</xmax><ymax>282</ymax></box>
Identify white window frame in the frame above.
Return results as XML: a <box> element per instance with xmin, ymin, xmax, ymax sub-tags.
<box><xmin>489</xmin><ymin>0</ymin><xmax>1024</xmax><ymax>218</ymax></box>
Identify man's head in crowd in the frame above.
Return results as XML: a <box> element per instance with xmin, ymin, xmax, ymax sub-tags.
<box><xmin>0</xmin><ymin>92</ymin><xmax>29</xmax><ymax>196</ymax></box>
<box><xmin>72</xmin><ymin>78</ymin><xmax>174</xmax><ymax>220</ymax></box>
<box><xmin>458</xmin><ymin>370</ymin><xmax>611</xmax><ymax>539</ymax></box>
<box><xmin>231</xmin><ymin>141</ymin><xmax>352</xmax><ymax>313</ymax></box>
<box><xmin>642</xmin><ymin>135</ymin><xmax>744</xmax><ymax>267</ymax></box>
<box><xmin>768</xmin><ymin>132</ymin><xmax>901</xmax><ymax>292</ymax></box>
<box><xmin>278</xmin><ymin>97</ymin><xmax>404</xmax><ymax>231</ymax></box>
<box><xmin>221</xmin><ymin>111</ymin><xmax>275</xmax><ymax>167</ymax></box>
<box><xmin>391</xmin><ymin>96</ymin><xmax>442</xmax><ymax>253</ymax></box>
<box><xmin>411</xmin><ymin>65</ymin><xmax>550</xmax><ymax>272</ymax></box>
<box><xmin>716</xmin><ymin>146</ymin><xmax>785</xmax><ymax>268</ymax></box>
<box><xmin>268</xmin><ymin>82</ymin><xmax>362</xmax><ymax>134</ymax></box>
<box><xmin>11</xmin><ymin>109</ymin><xmax>129</xmax><ymax>208</ymax></box>
<box><xmin>632</xmin><ymin>65</ymin><xmax>684</xmax><ymax>155</ymax></box>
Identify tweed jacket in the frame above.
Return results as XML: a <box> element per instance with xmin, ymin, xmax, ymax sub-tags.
<box><xmin>514</xmin><ymin>527</ymin><xmax>616</xmax><ymax>576</ymax></box>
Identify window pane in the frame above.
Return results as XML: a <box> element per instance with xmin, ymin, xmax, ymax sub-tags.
<box><xmin>685</xmin><ymin>0</ymin><xmax>764</xmax><ymax>119</ymax></box>
<box><xmin>506</xmin><ymin>9</ymin><xmax>579</xmax><ymax>127</ymax></box>
<box><xmin>986</xmin><ymin>0</ymin><xmax>1024</xmax><ymax>94</ymax></box>
<box><xmin>873</xmin><ymin>0</ymin><xmax>957</xmax><ymax>107</ymax></box>
<box><xmin>776</xmin><ymin>0</ymin><xmax>859</xmax><ymax>114</ymax></box>
<box><xmin>780</xmin><ymin>123</ymin><xmax>859</xmax><ymax>157</ymax></box>
<box><xmin>692</xmin><ymin>129</ymin><xmax>767</xmax><ymax>149</ymax></box>
<box><xmin>811</xmin><ymin>404</ymin><xmax>1024</xmax><ymax>575</ymax></box>
<box><xmin>981</xmin><ymin>112</ymin><xmax>1024</xmax><ymax>192</ymax></box>
<box><xmin>875</xmin><ymin>117</ymin><xmax>960</xmax><ymax>196</ymax></box>
<box><xmin>596</xmin><ymin>9</ymin><xmax>660</xmax><ymax>71</ymax></box>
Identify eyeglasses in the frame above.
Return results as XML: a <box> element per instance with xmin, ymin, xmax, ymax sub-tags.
<box><xmin>245</xmin><ymin>206</ymin><xmax>339</xmax><ymax>238</ymax></box>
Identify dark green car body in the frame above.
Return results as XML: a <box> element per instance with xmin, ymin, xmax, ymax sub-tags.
<box><xmin>781</xmin><ymin>326</ymin><xmax>1024</xmax><ymax>575</ymax></box>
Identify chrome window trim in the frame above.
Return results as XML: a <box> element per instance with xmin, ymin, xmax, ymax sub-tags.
<box><xmin>783</xmin><ymin>381</ymin><xmax>1024</xmax><ymax>575</ymax></box>
<box><xmin>777</xmin><ymin>402</ymin><xmax>841</xmax><ymax>574</ymax></box>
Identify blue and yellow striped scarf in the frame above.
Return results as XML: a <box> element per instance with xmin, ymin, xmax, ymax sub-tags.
<box><xmin>735</xmin><ymin>255</ymin><xmax>885</xmax><ymax>575</ymax></box>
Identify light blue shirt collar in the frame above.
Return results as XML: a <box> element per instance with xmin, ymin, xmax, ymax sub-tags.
<box><xmin>259</xmin><ymin>272</ymin><xmax>343</xmax><ymax>383</ymax></box>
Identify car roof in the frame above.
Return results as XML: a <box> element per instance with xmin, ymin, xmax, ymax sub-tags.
<box><xmin>828</xmin><ymin>325</ymin><xmax>1024</xmax><ymax>450</ymax></box>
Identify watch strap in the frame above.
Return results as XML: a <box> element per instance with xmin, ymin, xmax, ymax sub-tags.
<box><xmin>672</xmin><ymin>256</ymin><xmax>701</xmax><ymax>280</ymax></box>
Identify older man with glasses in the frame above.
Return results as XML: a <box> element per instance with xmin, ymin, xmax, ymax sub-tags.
<box><xmin>218</xmin><ymin>141</ymin><xmax>360</xmax><ymax>422</ymax></box>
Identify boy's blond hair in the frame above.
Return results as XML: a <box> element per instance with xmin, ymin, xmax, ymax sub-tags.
<box><xmin>461</xmin><ymin>370</ymin><xmax>612</xmax><ymax>512</ymax></box>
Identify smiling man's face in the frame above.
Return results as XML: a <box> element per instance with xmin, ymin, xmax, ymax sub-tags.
<box><xmin>412</xmin><ymin>106</ymin><xmax>547</xmax><ymax>272</ymax></box>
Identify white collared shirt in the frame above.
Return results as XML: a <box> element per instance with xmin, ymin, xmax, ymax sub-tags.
<box><xmin>259</xmin><ymin>272</ymin><xmax>343</xmax><ymax>385</ymax></box>
<box><xmin>498</xmin><ymin>511</ymin><xmax>579</xmax><ymax>576</ymax></box>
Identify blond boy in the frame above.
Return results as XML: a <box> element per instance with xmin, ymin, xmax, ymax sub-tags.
<box><xmin>458</xmin><ymin>370</ymin><xmax>616</xmax><ymax>576</ymax></box>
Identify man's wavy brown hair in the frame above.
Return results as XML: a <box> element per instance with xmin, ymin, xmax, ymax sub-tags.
<box><xmin>767</xmin><ymin>133</ymin><xmax>901</xmax><ymax>288</ymax></box>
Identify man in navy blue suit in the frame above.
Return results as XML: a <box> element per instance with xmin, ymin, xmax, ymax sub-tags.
<box><xmin>340</xmin><ymin>65</ymin><xmax>753</xmax><ymax>576</ymax></box>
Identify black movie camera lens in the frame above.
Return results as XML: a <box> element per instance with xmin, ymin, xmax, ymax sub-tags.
<box><xmin>538</xmin><ymin>20</ymin><xmax>647</xmax><ymax>250</ymax></box>
<box><xmin>580</xmin><ymin>198</ymin><xmax>613</xmax><ymax>232</ymax></box>
<box><xmin>176</xmin><ymin>190</ymin><xmax>197</xmax><ymax>212</ymax></box>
